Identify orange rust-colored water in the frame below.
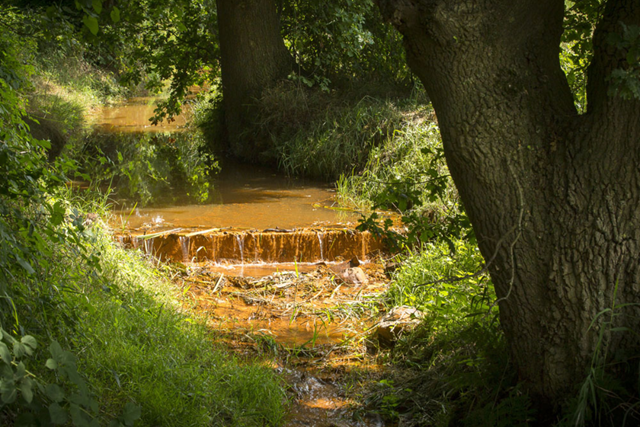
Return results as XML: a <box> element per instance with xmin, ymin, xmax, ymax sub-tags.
<box><xmin>182</xmin><ymin>263</ymin><xmax>390</xmax><ymax>426</ymax></box>
<box><xmin>113</xmin><ymin>160</ymin><xmax>359</xmax><ymax>232</ymax></box>
<box><xmin>89</xmin><ymin>97</ymin><xmax>189</xmax><ymax>133</ymax></box>
<box><xmin>205</xmin><ymin>262</ymin><xmax>325</xmax><ymax>277</ymax></box>
<box><xmin>100</xmin><ymin>98</ymin><xmax>389</xmax><ymax>426</ymax></box>
<box><xmin>119</xmin><ymin>229</ymin><xmax>382</xmax><ymax>264</ymax></box>
<box><xmin>93</xmin><ymin>98</ymin><xmax>360</xmax><ymax>231</ymax></box>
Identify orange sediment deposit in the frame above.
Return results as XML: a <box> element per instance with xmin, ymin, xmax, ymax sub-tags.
<box><xmin>117</xmin><ymin>228</ymin><xmax>385</xmax><ymax>264</ymax></box>
<box><xmin>171</xmin><ymin>260</ymin><xmax>390</xmax><ymax>426</ymax></box>
<box><xmin>174</xmin><ymin>260</ymin><xmax>388</xmax><ymax>347</ymax></box>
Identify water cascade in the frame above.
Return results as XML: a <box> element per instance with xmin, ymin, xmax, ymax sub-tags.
<box><xmin>317</xmin><ymin>232</ymin><xmax>325</xmax><ymax>261</ymax></box>
<box><xmin>235</xmin><ymin>233</ymin><xmax>245</xmax><ymax>264</ymax></box>
<box><xmin>144</xmin><ymin>238</ymin><xmax>154</xmax><ymax>256</ymax></box>
<box><xmin>117</xmin><ymin>229</ymin><xmax>383</xmax><ymax>264</ymax></box>
<box><xmin>179</xmin><ymin>236</ymin><xmax>190</xmax><ymax>263</ymax></box>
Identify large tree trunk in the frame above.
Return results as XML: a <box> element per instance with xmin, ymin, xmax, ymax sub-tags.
<box><xmin>216</xmin><ymin>0</ymin><xmax>294</xmax><ymax>161</ymax></box>
<box><xmin>377</xmin><ymin>0</ymin><xmax>640</xmax><ymax>405</ymax></box>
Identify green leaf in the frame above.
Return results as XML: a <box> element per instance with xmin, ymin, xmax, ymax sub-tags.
<box><xmin>2</xmin><ymin>388</ymin><xmax>17</xmax><ymax>404</ymax></box>
<box><xmin>46</xmin><ymin>384</ymin><xmax>65</xmax><ymax>402</ymax></box>
<box><xmin>110</xmin><ymin>6</ymin><xmax>120</xmax><ymax>23</ymax></box>
<box><xmin>21</xmin><ymin>335</ymin><xmax>37</xmax><ymax>351</ymax></box>
<box><xmin>49</xmin><ymin>403</ymin><xmax>68</xmax><ymax>424</ymax></box>
<box><xmin>46</xmin><ymin>358</ymin><xmax>58</xmax><ymax>370</ymax></box>
<box><xmin>71</xmin><ymin>403</ymin><xmax>92</xmax><ymax>426</ymax></box>
<box><xmin>50</xmin><ymin>341</ymin><xmax>64</xmax><ymax>360</ymax></box>
<box><xmin>13</xmin><ymin>342</ymin><xmax>26</xmax><ymax>359</ymax></box>
<box><xmin>92</xmin><ymin>0</ymin><xmax>102</xmax><ymax>14</ymax></box>
<box><xmin>83</xmin><ymin>15</ymin><xmax>99</xmax><ymax>35</ymax></box>
<box><xmin>19</xmin><ymin>378</ymin><xmax>33</xmax><ymax>403</ymax></box>
<box><xmin>0</xmin><ymin>343</ymin><xmax>11</xmax><ymax>365</ymax></box>
<box><xmin>50</xmin><ymin>201</ymin><xmax>65</xmax><ymax>227</ymax></box>
<box><xmin>15</xmin><ymin>255</ymin><xmax>35</xmax><ymax>275</ymax></box>
<box><xmin>15</xmin><ymin>362</ymin><xmax>26</xmax><ymax>380</ymax></box>
<box><xmin>0</xmin><ymin>377</ymin><xmax>14</xmax><ymax>392</ymax></box>
<box><xmin>122</xmin><ymin>402</ymin><xmax>142</xmax><ymax>426</ymax></box>
<box><xmin>0</xmin><ymin>365</ymin><xmax>13</xmax><ymax>381</ymax></box>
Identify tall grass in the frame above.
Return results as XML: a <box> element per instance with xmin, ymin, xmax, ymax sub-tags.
<box><xmin>192</xmin><ymin>80</ymin><xmax>427</xmax><ymax>180</ymax></box>
<box><xmin>272</xmin><ymin>94</ymin><xmax>405</xmax><ymax>180</ymax></box>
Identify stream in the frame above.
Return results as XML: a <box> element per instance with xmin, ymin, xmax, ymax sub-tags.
<box><xmin>95</xmin><ymin>98</ymin><xmax>391</xmax><ymax>427</ymax></box>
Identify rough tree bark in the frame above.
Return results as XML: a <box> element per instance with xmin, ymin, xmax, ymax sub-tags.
<box><xmin>376</xmin><ymin>0</ymin><xmax>640</xmax><ymax>405</ymax></box>
<box><xmin>216</xmin><ymin>0</ymin><xmax>294</xmax><ymax>160</ymax></box>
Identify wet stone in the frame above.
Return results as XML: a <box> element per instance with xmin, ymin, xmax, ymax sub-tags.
<box><xmin>372</xmin><ymin>306</ymin><xmax>424</xmax><ymax>348</ymax></box>
<box><xmin>341</xmin><ymin>267</ymin><xmax>368</xmax><ymax>286</ymax></box>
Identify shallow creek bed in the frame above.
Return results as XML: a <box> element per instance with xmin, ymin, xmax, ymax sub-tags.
<box><xmin>168</xmin><ymin>259</ymin><xmax>392</xmax><ymax>427</ymax></box>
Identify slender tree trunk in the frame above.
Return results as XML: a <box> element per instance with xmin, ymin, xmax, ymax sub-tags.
<box><xmin>216</xmin><ymin>0</ymin><xmax>294</xmax><ymax>160</ymax></box>
<box><xmin>377</xmin><ymin>0</ymin><xmax>640</xmax><ymax>405</ymax></box>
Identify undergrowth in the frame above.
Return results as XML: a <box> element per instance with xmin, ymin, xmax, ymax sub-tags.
<box><xmin>267</xmin><ymin>91</ymin><xmax>407</xmax><ymax>180</ymax></box>
<box><xmin>367</xmin><ymin>240</ymin><xmax>531</xmax><ymax>427</ymax></box>
<box><xmin>335</xmin><ymin>104</ymin><xmax>446</xmax><ymax>210</ymax></box>
<box><xmin>192</xmin><ymin>80</ymin><xmax>427</xmax><ymax>181</ymax></box>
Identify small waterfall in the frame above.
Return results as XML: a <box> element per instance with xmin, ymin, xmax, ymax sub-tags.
<box><xmin>117</xmin><ymin>236</ymin><xmax>125</xmax><ymax>247</ymax></box>
<box><xmin>210</xmin><ymin>235</ymin><xmax>217</xmax><ymax>263</ymax></box>
<box><xmin>317</xmin><ymin>232</ymin><xmax>325</xmax><ymax>261</ymax></box>
<box><xmin>235</xmin><ymin>234</ymin><xmax>245</xmax><ymax>264</ymax></box>
<box><xmin>179</xmin><ymin>236</ymin><xmax>190</xmax><ymax>263</ymax></box>
<box><xmin>132</xmin><ymin>237</ymin><xmax>140</xmax><ymax>249</ymax></box>
<box><xmin>253</xmin><ymin>235</ymin><xmax>260</xmax><ymax>262</ymax></box>
<box><xmin>144</xmin><ymin>238</ymin><xmax>153</xmax><ymax>256</ymax></box>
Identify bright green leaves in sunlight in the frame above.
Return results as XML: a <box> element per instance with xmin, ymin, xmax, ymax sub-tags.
<box><xmin>561</xmin><ymin>0</ymin><xmax>605</xmax><ymax>112</ymax></box>
<box><xmin>561</xmin><ymin>1</ymin><xmax>640</xmax><ymax>106</ymax></box>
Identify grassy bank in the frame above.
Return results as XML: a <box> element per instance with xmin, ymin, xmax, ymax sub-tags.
<box><xmin>24</xmin><ymin>42</ymin><xmax>218</xmax><ymax>207</ymax></box>
<box><xmin>1</xmin><ymin>184</ymin><xmax>286</xmax><ymax>425</ymax></box>
<box><xmin>26</xmin><ymin>48</ymin><xmax>129</xmax><ymax>151</ymax></box>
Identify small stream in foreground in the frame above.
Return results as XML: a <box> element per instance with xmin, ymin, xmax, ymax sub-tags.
<box><xmin>94</xmin><ymin>98</ymin><xmax>391</xmax><ymax>427</ymax></box>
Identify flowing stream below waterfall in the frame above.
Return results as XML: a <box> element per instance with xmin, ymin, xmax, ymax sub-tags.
<box><xmin>96</xmin><ymin>98</ymin><xmax>392</xmax><ymax>427</ymax></box>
